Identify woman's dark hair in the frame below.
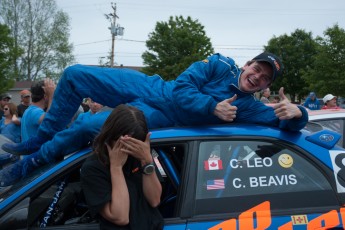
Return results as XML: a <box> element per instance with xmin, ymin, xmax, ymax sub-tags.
<box><xmin>93</xmin><ymin>104</ymin><xmax>148</xmax><ymax>165</ymax></box>
<box><xmin>30</xmin><ymin>81</ymin><xmax>45</xmax><ymax>102</ymax></box>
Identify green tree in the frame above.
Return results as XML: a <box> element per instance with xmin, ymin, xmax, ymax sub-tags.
<box><xmin>0</xmin><ymin>23</ymin><xmax>22</xmax><ymax>92</ymax></box>
<box><xmin>0</xmin><ymin>0</ymin><xmax>74</xmax><ymax>82</ymax></box>
<box><xmin>141</xmin><ymin>15</ymin><xmax>214</xmax><ymax>80</ymax></box>
<box><xmin>303</xmin><ymin>24</ymin><xmax>345</xmax><ymax>97</ymax></box>
<box><xmin>264</xmin><ymin>29</ymin><xmax>318</xmax><ymax>103</ymax></box>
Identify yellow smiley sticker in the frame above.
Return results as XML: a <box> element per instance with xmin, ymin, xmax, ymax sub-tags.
<box><xmin>278</xmin><ymin>154</ymin><xmax>293</xmax><ymax>168</ymax></box>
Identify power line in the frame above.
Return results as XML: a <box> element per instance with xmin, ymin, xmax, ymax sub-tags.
<box><xmin>215</xmin><ymin>47</ymin><xmax>263</xmax><ymax>51</ymax></box>
<box><xmin>74</xmin><ymin>38</ymin><xmax>145</xmax><ymax>46</ymax></box>
<box><xmin>74</xmin><ymin>39</ymin><xmax>111</xmax><ymax>46</ymax></box>
<box><xmin>73</xmin><ymin>38</ymin><xmax>264</xmax><ymax>60</ymax></box>
<box><xmin>75</xmin><ymin>51</ymin><xmax>142</xmax><ymax>57</ymax></box>
<box><xmin>74</xmin><ymin>38</ymin><xmax>263</xmax><ymax>49</ymax></box>
<box><xmin>120</xmin><ymin>38</ymin><xmax>145</xmax><ymax>43</ymax></box>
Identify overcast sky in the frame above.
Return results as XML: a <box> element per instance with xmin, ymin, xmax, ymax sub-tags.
<box><xmin>56</xmin><ymin>0</ymin><xmax>345</xmax><ymax>67</ymax></box>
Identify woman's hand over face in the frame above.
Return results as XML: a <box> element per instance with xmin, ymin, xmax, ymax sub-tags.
<box><xmin>120</xmin><ymin>133</ymin><xmax>152</xmax><ymax>165</ymax></box>
<box><xmin>107</xmin><ymin>139</ymin><xmax>128</xmax><ymax>168</ymax></box>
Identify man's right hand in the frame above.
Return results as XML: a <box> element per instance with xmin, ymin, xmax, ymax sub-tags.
<box><xmin>213</xmin><ymin>94</ymin><xmax>237</xmax><ymax>122</ymax></box>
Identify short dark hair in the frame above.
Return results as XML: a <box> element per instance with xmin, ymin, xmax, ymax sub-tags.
<box><xmin>30</xmin><ymin>81</ymin><xmax>45</xmax><ymax>102</ymax></box>
<box><xmin>93</xmin><ymin>104</ymin><xmax>148</xmax><ymax>165</ymax></box>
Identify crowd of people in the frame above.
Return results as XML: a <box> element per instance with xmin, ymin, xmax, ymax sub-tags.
<box><xmin>1</xmin><ymin>83</ymin><xmax>54</xmax><ymax>147</ymax></box>
<box><xmin>303</xmin><ymin>92</ymin><xmax>341</xmax><ymax>110</ymax></box>
<box><xmin>0</xmin><ymin>52</ymin><xmax>311</xmax><ymax>229</ymax></box>
<box><xmin>0</xmin><ymin>83</ymin><xmax>101</xmax><ymax>168</ymax></box>
<box><xmin>257</xmin><ymin>89</ymin><xmax>342</xmax><ymax>111</ymax></box>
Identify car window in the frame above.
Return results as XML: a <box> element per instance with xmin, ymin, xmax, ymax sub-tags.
<box><xmin>20</xmin><ymin>154</ymin><xmax>94</xmax><ymax>228</ymax></box>
<box><xmin>0</xmin><ymin>152</ymin><xmax>89</xmax><ymax>202</ymax></box>
<box><xmin>0</xmin><ymin>162</ymin><xmax>60</xmax><ymax>201</ymax></box>
<box><xmin>195</xmin><ymin>140</ymin><xmax>338</xmax><ymax>215</ymax></box>
<box><xmin>152</xmin><ymin>143</ymin><xmax>187</xmax><ymax>218</ymax></box>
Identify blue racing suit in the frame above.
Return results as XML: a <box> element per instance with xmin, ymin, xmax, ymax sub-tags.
<box><xmin>39</xmin><ymin>109</ymin><xmax>111</xmax><ymax>163</ymax></box>
<box><xmin>38</xmin><ymin>64</ymin><xmax>176</xmax><ymax>140</ymax></box>
<box><xmin>172</xmin><ymin>53</ymin><xmax>308</xmax><ymax>130</ymax></box>
<box><xmin>35</xmin><ymin>53</ymin><xmax>308</xmax><ymax>163</ymax></box>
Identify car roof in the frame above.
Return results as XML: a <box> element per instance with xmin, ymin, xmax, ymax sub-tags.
<box><xmin>308</xmin><ymin>109</ymin><xmax>345</xmax><ymax>120</ymax></box>
<box><xmin>150</xmin><ymin>123</ymin><xmax>338</xmax><ymax>149</ymax></box>
<box><xmin>150</xmin><ymin>123</ymin><xmax>291</xmax><ymax>140</ymax></box>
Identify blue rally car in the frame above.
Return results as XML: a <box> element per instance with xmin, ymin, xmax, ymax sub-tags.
<box><xmin>1</xmin><ymin>123</ymin><xmax>345</xmax><ymax>229</ymax></box>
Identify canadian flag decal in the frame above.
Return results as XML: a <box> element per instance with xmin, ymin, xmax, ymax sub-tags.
<box><xmin>204</xmin><ymin>159</ymin><xmax>223</xmax><ymax>170</ymax></box>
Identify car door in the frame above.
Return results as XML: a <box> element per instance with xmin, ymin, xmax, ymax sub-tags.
<box><xmin>0</xmin><ymin>149</ymin><xmax>99</xmax><ymax>230</ymax></box>
<box><xmin>177</xmin><ymin>138</ymin><xmax>345</xmax><ymax>230</ymax></box>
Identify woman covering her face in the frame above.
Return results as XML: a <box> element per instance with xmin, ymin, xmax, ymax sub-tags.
<box><xmin>80</xmin><ymin>104</ymin><xmax>164</xmax><ymax>230</ymax></box>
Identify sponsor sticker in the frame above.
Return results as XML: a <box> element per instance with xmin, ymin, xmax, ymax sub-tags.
<box><xmin>278</xmin><ymin>153</ymin><xmax>293</xmax><ymax>168</ymax></box>
<box><xmin>291</xmin><ymin>215</ymin><xmax>308</xmax><ymax>225</ymax></box>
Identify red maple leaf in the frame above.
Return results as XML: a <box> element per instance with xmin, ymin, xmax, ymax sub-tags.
<box><xmin>210</xmin><ymin>161</ymin><xmax>217</xmax><ymax>167</ymax></box>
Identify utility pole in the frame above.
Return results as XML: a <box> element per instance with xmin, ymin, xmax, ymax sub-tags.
<box><xmin>105</xmin><ymin>3</ymin><xmax>124</xmax><ymax>67</ymax></box>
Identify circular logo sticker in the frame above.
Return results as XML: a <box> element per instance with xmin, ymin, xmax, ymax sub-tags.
<box><xmin>278</xmin><ymin>154</ymin><xmax>293</xmax><ymax>168</ymax></box>
<box><xmin>319</xmin><ymin>134</ymin><xmax>334</xmax><ymax>142</ymax></box>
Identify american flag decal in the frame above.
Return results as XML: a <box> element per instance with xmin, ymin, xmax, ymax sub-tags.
<box><xmin>207</xmin><ymin>179</ymin><xmax>225</xmax><ymax>190</ymax></box>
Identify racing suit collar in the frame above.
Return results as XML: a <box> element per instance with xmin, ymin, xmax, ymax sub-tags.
<box><xmin>229</xmin><ymin>70</ymin><xmax>254</xmax><ymax>97</ymax></box>
<box><xmin>229</xmin><ymin>84</ymin><xmax>254</xmax><ymax>97</ymax></box>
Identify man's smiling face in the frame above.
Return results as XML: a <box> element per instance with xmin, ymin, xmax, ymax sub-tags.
<box><xmin>239</xmin><ymin>61</ymin><xmax>273</xmax><ymax>93</ymax></box>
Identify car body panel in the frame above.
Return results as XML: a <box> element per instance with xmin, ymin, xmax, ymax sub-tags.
<box><xmin>187</xmin><ymin>203</ymin><xmax>345</xmax><ymax>230</ymax></box>
<box><xmin>308</xmin><ymin>109</ymin><xmax>345</xmax><ymax>118</ymax></box>
<box><xmin>308</xmin><ymin>109</ymin><xmax>345</xmax><ymax>148</ymax></box>
<box><xmin>1</xmin><ymin>124</ymin><xmax>345</xmax><ymax>229</ymax></box>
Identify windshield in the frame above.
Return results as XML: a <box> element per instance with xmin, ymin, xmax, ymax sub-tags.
<box><xmin>0</xmin><ymin>147</ymin><xmax>92</xmax><ymax>203</ymax></box>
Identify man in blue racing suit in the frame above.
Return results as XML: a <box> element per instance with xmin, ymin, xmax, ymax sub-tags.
<box><xmin>0</xmin><ymin>52</ymin><xmax>308</xmax><ymax>186</ymax></box>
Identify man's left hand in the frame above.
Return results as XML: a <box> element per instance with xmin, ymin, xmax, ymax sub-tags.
<box><xmin>273</xmin><ymin>87</ymin><xmax>302</xmax><ymax>120</ymax></box>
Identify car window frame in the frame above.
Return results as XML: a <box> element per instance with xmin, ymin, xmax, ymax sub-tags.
<box><xmin>179</xmin><ymin>136</ymin><xmax>344</xmax><ymax>222</ymax></box>
<box><xmin>0</xmin><ymin>149</ymin><xmax>92</xmax><ymax>219</ymax></box>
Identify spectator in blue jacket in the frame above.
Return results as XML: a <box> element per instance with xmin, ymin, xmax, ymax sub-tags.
<box><xmin>303</xmin><ymin>92</ymin><xmax>320</xmax><ymax>110</ymax></box>
<box><xmin>21</xmin><ymin>80</ymin><xmax>56</xmax><ymax>142</ymax></box>
<box><xmin>0</xmin><ymin>52</ymin><xmax>309</xmax><ymax>187</ymax></box>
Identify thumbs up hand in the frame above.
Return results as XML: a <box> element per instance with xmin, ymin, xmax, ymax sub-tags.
<box><xmin>214</xmin><ymin>94</ymin><xmax>238</xmax><ymax>122</ymax></box>
<box><xmin>273</xmin><ymin>87</ymin><xmax>302</xmax><ymax>120</ymax></box>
